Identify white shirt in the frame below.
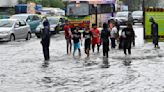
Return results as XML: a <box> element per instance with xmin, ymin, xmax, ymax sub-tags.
<box><xmin>110</xmin><ymin>27</ymin><xmax>118</xmax><ymax>38</ymax></box>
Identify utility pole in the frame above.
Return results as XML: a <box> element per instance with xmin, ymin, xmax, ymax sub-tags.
<box><xmin>95</xmin><ymin>5</ymin><xmax>98</xmax><ymax>26</ymax></box>
<box><xmin>143</xmin><ymin>0</ymin><xmax>145</xmax><ymax>39</ymax></box>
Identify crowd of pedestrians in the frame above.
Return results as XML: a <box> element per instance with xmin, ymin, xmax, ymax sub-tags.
<box><xmin>40</xmin><ymin>17</ymin><xmax>159</xmax><ymax>68</ymax></box>
<box><xmin>63</xmin><ymin>20</ymin><xmax>135</xmax><ymax>68</ymax></box>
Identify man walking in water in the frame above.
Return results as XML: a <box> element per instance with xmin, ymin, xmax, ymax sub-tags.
<box><xmin>110</xmin><ymin>22</ymin><xmax>118</xmax><ymax>49</ymax></box>
<box><xmin>41</xmin><ymin>17</ymin><xmax>51</xmax><ymax>65</ymax></box>
<box><xmin>72</xmin><ymin>27</ymin><xmax>82</xmax><ymax>57</ymax></box>
<box><xmin>121</xmin><ymin>23</ymin><xmax>134</xmax><ymax>55</ymax></box>
<box><xmin>101</xmin><ymin>23</ymin><xmax>110</xmax><ymax>68</ymax></box>
<box><xmin>150</xmin><ymin>17</ymin><xmax>159</xmax><ymax>48</ymax></box>
<box><xmin>64</xmin><ymin>20</ymin><xmax>72</xmax><ymax>54</ymax></box>
<box><xmin>91</xmin><ymin>24</ymin><xmax>100</xmax><ymax>53</ymax></box>
<box><xmin>83</xmin><ymin>26</ymin><xmax>92</xmax><ymax>58</ymax></box>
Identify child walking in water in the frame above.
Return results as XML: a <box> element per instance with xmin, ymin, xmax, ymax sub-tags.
<box><xmin>91</xmin><ymin>24</ymin><xmax>100</xmax><ymax>53</ymax></box>
<box><xmin>83</xmin><ymin>26</ymin><xmax>92</xmax><ymax>57</ymax></box>
<box><xmin>72</xmin><ymin>27</ymin><xmax>82</xmax><ymax>57</ymax></box>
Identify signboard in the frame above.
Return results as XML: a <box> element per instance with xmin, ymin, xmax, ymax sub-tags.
<box><xmin>145</xmin><ymin>10</ymin><xmax>164</xmax><ymax>39</ymax></box>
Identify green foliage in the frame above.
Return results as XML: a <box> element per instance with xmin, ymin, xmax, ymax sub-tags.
<box><xmin>144</xmin><ymin>0</ymin><xmax>159</xmax><ymax>8</ymax></box>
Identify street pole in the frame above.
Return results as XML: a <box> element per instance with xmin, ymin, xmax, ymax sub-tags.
<box><xmin>143</xmin><ymin>0</ymin><xmax>145</xmax><ymax>39</ymax></box>
<box><xmin>95</xmin><ymin>5</ymin><xmax>98</xmax><ymax>26</ymax></box>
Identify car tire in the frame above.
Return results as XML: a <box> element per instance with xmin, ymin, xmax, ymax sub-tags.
<box><xmin>10</xmin><ymin>34</ymin><xmax>15</xmax><ymax>41</ymax></box>
<box><xmin>26</xmin><ymin>32</ymin><xmax>31</xmax><ymax>40</ymax></box>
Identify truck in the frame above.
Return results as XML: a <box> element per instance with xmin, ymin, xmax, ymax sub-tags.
<box><xmin>15</xmin><ymin>4</ymin><xmax>42</xmax><ymax>14</ymax></box>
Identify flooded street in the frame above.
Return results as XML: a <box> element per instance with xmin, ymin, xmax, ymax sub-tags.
<box><xmin>0</xmin><ymin>24</ymin><xmax>164</xmax><ymax>92</ymax></box>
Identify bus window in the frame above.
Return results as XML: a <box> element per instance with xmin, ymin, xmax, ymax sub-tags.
<box><xmin>67</xmin><ymin>3</ymin><xmax>89</xmax><ymax>16</ymax></box>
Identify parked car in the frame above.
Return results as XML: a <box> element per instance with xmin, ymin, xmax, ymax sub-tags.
<box><xmin>132</xmin><ymin>11</ymin><xmax>143</xmax><ymax>24</ymax></box>
<box><xmin>10</xmin><ymin>14</ymin><xmax>40</xmax><ymax>34</ymax></box>
<box><xmin>114</xmin><ymin>11</ymin><xmax>133</xmax><ymax>25</ymax></box>
<box><xmin>0</xmin><ymin>19</ymin><xmax>31</xmax><ymax>41</ymax></box>
<box><xmin>35</xmin><ymin>16</ymin><xmax>62</xmax><ymax>38</ymax></box>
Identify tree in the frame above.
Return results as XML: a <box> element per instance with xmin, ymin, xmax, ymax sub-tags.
<box><xmin>49</xmin><ymin>0</ymin><xmax>65</xmax><ymax>9</ymax></box>
<box><xmin>144</xmin><ymin>0</ymin><xmax>159</xmax><ymax>8</ymax></box>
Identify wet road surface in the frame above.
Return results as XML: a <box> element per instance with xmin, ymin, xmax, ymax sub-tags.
<box><xmin>0</xmin><ymin>25</ymin><xmax>164</xmax><ymax>92</ymax></box>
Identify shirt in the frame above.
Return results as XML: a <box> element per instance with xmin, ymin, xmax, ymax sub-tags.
<box><xmin>91</xmin><ymin>28</ymin><xmax>100</xmax><ymax>45</ymax></box>
<box><xmin>101</xmin><ymin>29</ymin><xmax>110</xmax><ymax>43</ymax></box>
<box><xmin>73</xmin><ymin>32</ymin><xmax>81</xmax><ymax>43</ymax></box>
<box><xmin>110</xmin><ymin>27</ymin><xmax>118</xmax><ymax>38</ymax></box>
<box><xmin>64</xmin><ymin>25</ymin><xmax>71</xmax><ymax>37</ymax></box>
<box><xmin>83</xmin><ymin>31</ymin><xmax>92</xmax><ymax>40</ymax></box>
<box><xmin>122</xmin><ymin>28</ymin><xmax>134</xmax><ymax>40</ymax></box>
<box><xmin>91</xmin><ymin>28</ymin><xmax>100</xmax><ymax>38</ymax></box>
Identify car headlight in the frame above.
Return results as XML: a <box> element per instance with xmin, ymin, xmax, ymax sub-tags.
<box><xmin>50</xmin><ymin>28</ymin><xmax>54</xmax><ymax>31</ymax></box>
<box><xmin>36</xmin><ymin>27</ymin><xmax>41</xmax><ymax>32</ymax></box>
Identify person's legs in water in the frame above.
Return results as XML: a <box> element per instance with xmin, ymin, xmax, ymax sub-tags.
<box><xmin>47</xmin><ymin>47</ymin><xmax>50</xmax><ymax>60</ymax></box>
<box><xmin>128</xmin><ymin>48</ymin><xmax>131</xmax><ymax>55</ymax></box>
<box><xmin>43</xmin><ymin>46</ymin><xmax>49</xmax><ymax>61</ymax></box>
<box><xmin>66</xmin><ymin>39</ymin><xmax>69</xmax><ymax>54</ymax></box>
<box><xmin>103</xmin><ymin>44</ymin><xmax>105</xmax><ymax>57</ymax></box>
<box><xmin>84</xmin><ymin>41</ymin><xmax>87</xmax><ymax>54</ymax></box>
<box><xmin>97</xmin><ymin>44</ymin><xmax>100</xmax><ymax>53</ymax></box>
<box><xmin>66</xmin><ymin>39</ymin><xmax>72</xmax><ymax>54</ymax></box>
<box><xmin>92</xmin><ymin>44</ymin><xmax>95</xmax><ymax>53</ymax></box>
<box><xmin>132</xmin><ymin>39</ymin><xmax>135</xmax><ymax>47</ymax></box>
<box><xmin>111</xmin><ymin>38</ymin><xmax>116</xmax><ymax>48</ymax></box>
<box><xmin>69</xmin><ymin>39</ymin><xmax>72</xmax><ymax>53</ymax></box>
<box><xmin>73</xmin><ymin>48</ymin><xmax>77</xmax><ymax>57</ymax></box>
<box><xmin>87</xmin><ymin>48</ymin><xmax>90</xmax><ymax>57</ymax></box>
<box><xmin>124</xmin><ymin>47</ymin><xmax>127</xmax><ymax>55</ymax></box>
<box><xmin>106</xmin><ymin>50</ymin><xmax>109</xmax><ymax>58</ymax></box>
<box><xmin>78</xmin><ymin>48</ymin><xmax>81</xmax><ymax>57</ymax></box>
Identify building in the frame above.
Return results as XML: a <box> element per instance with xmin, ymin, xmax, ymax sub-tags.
<box><xmin>0</xmin><ymin>0</ymin><xmax>18</xmax><ymax>17</ymax></box>
<box><xmin>0</xmin><ymin>0</ymin><xmax>18</xmax><ymax>7</ymax></box>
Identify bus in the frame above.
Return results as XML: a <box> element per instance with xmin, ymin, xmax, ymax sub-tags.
<box><xmin>65</xmin><ymin>0</ymin><xmax>115</xmax><ymax>29</ymax></box>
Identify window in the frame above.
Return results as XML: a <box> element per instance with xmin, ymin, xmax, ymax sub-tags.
<box><xmin>19</xmin><ymin>20</ymin><xmax>26</xmax><ymax>26</ymax></box>
<box><xmin>67</xmin><ymin>3</ymin><xmax>89</xmax><ymax>16</ymax></box>
<box><xmin>0</xmin><ymin>20</ymin><xmax>14</xmax><ymax>27</ymax></box>
<box><xmin>32</xmin><ymin>15</ymin><xmax>40</xmax><ymax>21</ymax></box>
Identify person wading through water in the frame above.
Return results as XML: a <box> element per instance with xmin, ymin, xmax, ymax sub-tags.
<box><xmin>83</xmin><ymin>26</ymin><xmax>92</xmax><ymax>58</ymax></box>
<box><xmin>101</xmin><ymin>23</ymin><xmax>111</xmax><ymax>68</ymax></box>
<box><xmin>41</xmin><ymin>17</ymin><xmax>51</xmax><ymax>65</ymax></box>
<box><xmin>91</xmin><ymin>24</ymin><xmax>100</xmax><ymax>53</ymax></box>
<box><xmin>150</xmin><ymin>17</ymin><xmax>160</xmax><ymax>48</ymax></box>
<box><xmin>121</xmin><ymin>23</ymin><xmax>134</xmax><ymax>56</ymax></box>
<box><xmin>64</xmin><ymin>20</ymin><xmax>72</xmax><ymax>54</ymax></box>
<box><xmin>72</xmin><ymin>27</ymin><xmax>82</xmax><ymax>57</ymax></box>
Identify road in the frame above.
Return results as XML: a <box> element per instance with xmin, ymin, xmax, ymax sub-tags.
<box><xmin>0</xmin><ymin>24</ymin><xmax>164</xmax><ymax>92</ymax></box>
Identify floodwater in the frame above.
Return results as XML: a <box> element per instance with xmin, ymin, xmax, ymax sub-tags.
<box><xmin>0</xmin><ymin>24</ymin><xmax>164</xmax><ymax>92</ymax></box>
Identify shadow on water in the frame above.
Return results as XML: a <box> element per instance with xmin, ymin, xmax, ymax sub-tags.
<box><xmin>42</xmin><ymin>77</ymin><xmax>52</xmax><ymax>84</ymax></box>
<box><xmin>41</xmin><ymin>61</ymin><xmax>49</xmax><ymax>68</ymax></box>
<box><xmin>101</xmin><ymin>57</ymin><xmax>110</xmax><ymax>68</ymax></box>
<box><xmin>123</xmin><ymin>60</ymin><xmax>132</xmax><ymax>66</ymax></box>
<box><xmin>123</xmin><ymin>56</ymin><xmax>132</xmax><ymax>66</ymax></box>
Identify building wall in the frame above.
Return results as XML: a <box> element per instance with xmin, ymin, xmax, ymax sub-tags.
<box><xmin>0</xmin><ymin>0</ymin><xmax>18</xmax><ymax>7</ymax></box>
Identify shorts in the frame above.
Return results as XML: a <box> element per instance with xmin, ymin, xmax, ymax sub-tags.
<box><xmin>85</xmin><ymin>39</ymin><xmax>91</xmax><ymax>50</ymax></box>
<box><xmin>74</xmin><ymin>42</ymin><xmax>80</xmax><ymax>50</ymax></box>
<box><xmin>65</xmin><ymin>36</ymin><xmax>71</xmax><ymax>40</ymax></box>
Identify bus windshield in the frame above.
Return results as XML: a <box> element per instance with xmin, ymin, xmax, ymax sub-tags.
<box><xmin>67</xmin><ymin>3</ymin><xmax>89</xmax><ymax>16</ymax></box>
